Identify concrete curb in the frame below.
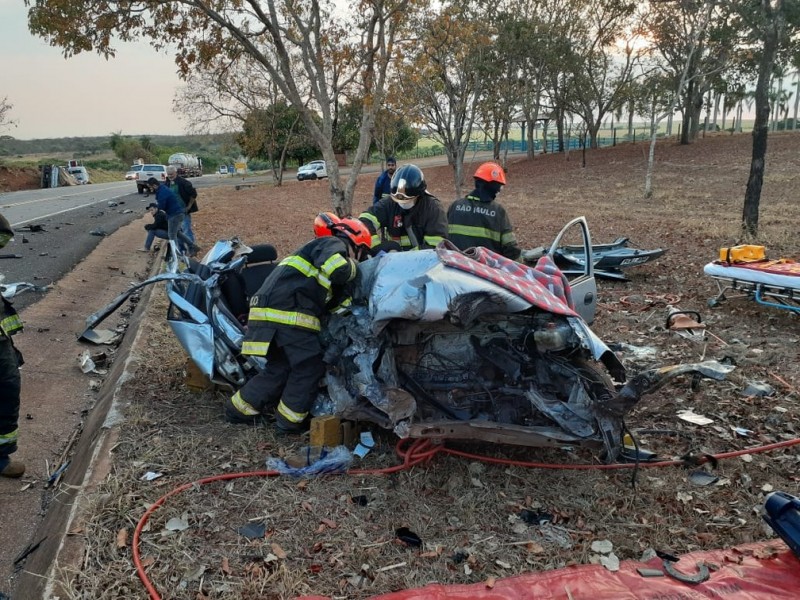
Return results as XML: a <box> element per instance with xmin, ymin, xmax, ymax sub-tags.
<box><xmin>13</xmin><ymin>252</ymin><xmax>162</xmax><ymax>599</ymax></box>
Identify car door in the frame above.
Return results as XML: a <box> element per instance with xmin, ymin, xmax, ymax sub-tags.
<box><xmin>547</xmin><ymin>216</ymin><xmax>597</xmax><ymax>323</ymax></box>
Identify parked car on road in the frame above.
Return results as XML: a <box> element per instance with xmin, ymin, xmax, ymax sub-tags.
<box><xmin>218</xmin><ymin>165</ymin><xmax>229</xmax><ymax>175</ymax></box>
<box><xmin>125</xmin><ymin>164</ymin><xmax>144</xmax><ymax>180</ymax></box>
<box><xmin>135</xmin><ymin>164</ymin><xmax>168</xmax><ymax>194</ymax></box>
<box><xmin>297</xmin><ymin>160</ymin><xmax>328</xmax><ymax>181</ymax></box>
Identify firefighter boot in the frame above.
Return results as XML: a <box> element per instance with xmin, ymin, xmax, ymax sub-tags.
<box><xmin>0</xmin><ymin>457</ymin><xmax>25</xmax><ymax>478</ymax></box>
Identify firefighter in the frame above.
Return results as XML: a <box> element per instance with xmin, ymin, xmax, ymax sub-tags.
<box><xmin>0</xmin><ymin>214</ymin><xmax>25</xmax><ymax>478</ymax></box>
<box><xmin>225</xmin><ymin>218</ymin><xmax>372</xmax><ymax>433</ymax></box>
<box><xmin>359</xmin><ymin>164</ymin><xmax>447</xmax><ymax>252</ymax></box>
<box><xmin>447</xmin><ymin>161</ymin><xmax>521</xmax><ymax>260</ymax></box>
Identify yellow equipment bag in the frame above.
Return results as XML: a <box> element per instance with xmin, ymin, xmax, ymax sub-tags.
<box><xmin>719</xmin><ymin>245</ymin><xmax>766</xmax><ymax>264</ymax></box>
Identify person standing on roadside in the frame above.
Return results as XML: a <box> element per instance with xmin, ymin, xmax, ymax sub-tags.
<box><xmin>372</xmin><ymin>157</ymin><xmax>396</xmax><ymax>206</ymax></box>
<box><xmin>146</xmin><ymin>177</ymin><xmax>200</xmax><ymax>256</ymax></box>
<box><xmin>165</xmin><ymin>165</ymin><xmax>199</xmax><ymax>244</ymax></box>
<box><xmin>447</xmin><ymin>161</ymin><xmax>521</xmax><ymax>260</ymax></box>
<box><xmin>0</xmin><ymin>214</ymin><xmax>25</xmax><ymax>478</ymax></box>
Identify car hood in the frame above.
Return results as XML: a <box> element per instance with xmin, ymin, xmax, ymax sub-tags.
<box><xmin>354</xmin><ymin>245</ymin><xmax>613</xmax><ymax>365</ymax></box>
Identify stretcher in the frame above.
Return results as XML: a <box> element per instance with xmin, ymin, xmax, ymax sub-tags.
<box><xmin>704</xmin><ymin>256</ymin><xmax>800</xmax><ymax>314</ymax></box>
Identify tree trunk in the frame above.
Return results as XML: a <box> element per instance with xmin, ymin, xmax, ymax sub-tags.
<box><xmin>542</xmin><ymin>121</ymin><xmax>549</xmax><ymax>154</ymax></box>
<box><xmin>743</xmin><ymin>2</ymin><xmax>783</xmax><ymax>237</ymax></box>
<box><xmin>712</xmin><ymin>91</ymin><xmax>721</xmax><ymax>129</ymax></box>
<box><xmin>681</xmin><ymin>79</ymin><xmax>694</xmax><ymax>144</ymax></box>
<box><xmin>721</xmin><ymin>95</ymin><xmax>727</xmax><ymax>131</ymax></box>
<box><xmin>556</xmin><ymin>109</ymin><xmax>565</xmax><ymax>153</ymax></box>
<box><xmin>644</xmin><ymin>113</ymin><xmax>658</xmax><ymax>199</ymax></box>
<box><xmin>689</xmin><ymin>87</ymin><xmax>704</xmax><ymax>141</ymax></box>
<box><xmin>526</xmin><ymin>120</ymin><xmax>536</xmax><ymax>158</ymax></box>
<box><xmin>627</xmin><ymin>99</ymin><xmax>634</xmax><ymax>139</ymax></box>
<box><xmin>793</xmin><ymin>74</ymin><xmax>799</xmax><ymax>130</ymax></box>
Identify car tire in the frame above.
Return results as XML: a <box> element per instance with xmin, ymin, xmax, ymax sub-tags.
<box><xmin>137</xmin><ymin>185</ymin><xmax>144</xmax><ymax>194</ymax></box>
<box><xmin>310</xmin><ymin>174</ymin><xmax>317</xmax><ymax>180</ymax></box>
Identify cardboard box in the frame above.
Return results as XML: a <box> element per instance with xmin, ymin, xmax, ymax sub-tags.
<box><xmin>310</xmin><ymin>415</ymin><xmax>341</xmax><ymax>447</ymax></box>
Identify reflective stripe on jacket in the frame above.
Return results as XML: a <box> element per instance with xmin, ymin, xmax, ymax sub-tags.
<box><xmin>241</xmin><ymin>237</ymin><xmax>356</xmax><ymax>356</ymax></box>
<box><xmin>447</xmin><ymin>195</ymin><xmax>521</xmax><ymax>260</ymax></box>
<box><xmin>359</xmin><ymin>193</ymin><xmax>448</xmax><ymax>251</ymax></box>
<box><xmin>1</xmin><ymin>297</ymin><xmax>22</xmax><ymax>338</ymax></box>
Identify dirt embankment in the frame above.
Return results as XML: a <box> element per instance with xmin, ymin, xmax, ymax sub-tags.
<box><xmin>0</xmin><ymin>165</ymin><xmax>40</xmax><ymax>193</ymax></box>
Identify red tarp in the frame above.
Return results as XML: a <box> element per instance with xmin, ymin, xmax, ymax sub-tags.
<box><xmin>300</xmin><ymin>540</ymin><xmax>799</xmax><ymax>600</ymax></box>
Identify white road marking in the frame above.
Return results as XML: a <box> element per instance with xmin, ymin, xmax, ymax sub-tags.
<box><xmin>10</xmin><ymin>192</ymin><xmax>138</xmax><ymax>227</ymax></box>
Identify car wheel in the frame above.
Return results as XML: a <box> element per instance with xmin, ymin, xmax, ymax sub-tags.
<box><xmin>310</xmin><ymin>174</ymin><xmax>317</xmax><ymax>180</ymax></box>
<box><xmin>137</xmin><ymin>185</ymin><xmax>144</xmax><ymax>194</ymax></box>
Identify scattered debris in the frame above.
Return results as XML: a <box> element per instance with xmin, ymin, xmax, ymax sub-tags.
<box><xmin>354</xmin><ymin>432</ymin><xmax>375</xmax><ymax>458</ymax></box>
<box><xmin>519</xmin><ymin>509</ymin><xmax>554</xmax><ymax>525</ymax></box>
<box><xmin>80</xmin><ymin>328</ymin><xmax>121</xmax><ymax>345</ymax></box>
<box><xmin>662</xmin><ymin>560</ymin><xmax>710</xmax><ymax>584</ymax></box>
<box><xmin>78</xmin><ymin>350</ymin><xmax>105</xmax><ymax>374</ymax></box>
<box><xmin>677</xmin><ymin>410</ymin><xmax>714</xmax><ymax>426</ymax></box>
<box><xmin>395</xmin><ymin>527</ymin><xmax>422</xmax><ymax>548</ymax></box>
<box><xmin>140</xmin><ymin>471</ymin><xmax>163</xmax><ymax>482</ymax></box>
<box><xmin>637</xmin><ymin>567</ymin><xmax>665</xmax><ymax>578</ymax></box>
<box><xmin>164</xmin><ymin>515</ymin><xmax>190</xmax><ymax>532</ymax></box>
<box><xmin>236</xmin><ymin>522</ymin><xmax>266</xmax><ymax>539</ymax></box>
<box><xmin>742</xmin><ymin>381</ymin><xmax>774</xmax><ymax>397</ymax></box>
<box><xmin>689</xmin><ymin>470</ymin><xmax>719</xmax><ymax>486</ymax></box>
<box><xmin>45</xmin><ymin>462</ymin><xmax>70</xmax><ymax>488</ymax></box>
<box><xmin>90</xmin><ymin>228</ymin><xmax>107</xmax><ymax>237</ymax></box>
<box><xmin>266</xmin><ymin>445</ymin><xmax>352</xmax><ymax>477</ymax></box>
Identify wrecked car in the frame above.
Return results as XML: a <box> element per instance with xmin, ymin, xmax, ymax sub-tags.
<box><xmin>83</xmin><ymin>217</ymin><xmax>732</xmax><ymax>461</ymax></box>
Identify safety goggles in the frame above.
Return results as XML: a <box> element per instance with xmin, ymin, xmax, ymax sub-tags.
<box><xmin>390</xmin><ymin>192</ymin><xmax>417</xmax><ymax>202</ymax></box>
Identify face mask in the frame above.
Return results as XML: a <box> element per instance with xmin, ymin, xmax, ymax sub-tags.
<box><xmin>394</xmin><ymin>199</ymin><xmax>415</xmax><ymax>210</ymax></box>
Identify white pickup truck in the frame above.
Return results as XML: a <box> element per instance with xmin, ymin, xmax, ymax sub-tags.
<box><xmin>134</xmin><ymin>164</ymin><xmax>168</xmax><ymax>194</ymax></box>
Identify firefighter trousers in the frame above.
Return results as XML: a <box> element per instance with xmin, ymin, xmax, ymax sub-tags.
<box><xmin>228</xmin><ymin>329</ymin><xmax>325</xmax><ymax>424</ymax></box>
<box><xmin>0</xmin><ymin>337</ymin><xmax>21</xmax><ymax>459</ymax></box>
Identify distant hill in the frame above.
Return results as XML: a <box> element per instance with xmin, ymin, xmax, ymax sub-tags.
<box><xmin>0</xmin><ymin>133</ymin><xmax>240</xmax><ymax>159</ymax></box>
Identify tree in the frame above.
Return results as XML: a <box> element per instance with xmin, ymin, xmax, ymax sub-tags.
<box><xmin>237</xmin><ymin>102</ymin><xmax>313</xmax><ymax>185</ymax></box>
<box><xmin>108</xmin><ymin>133</ymin><xmax>157</xmax><ymax>165</ymax></box>
<box><xmin>27</xmin><ymin>0</ymin><xmax>413</xmax><ymax>216</ymax></box>
<box><xmin>372</xmin><ymin>109</ymin><xmax>418</xmax><ymax>159</ymax></box>
<box><xmin>648</xmin><ymin>1</ymin><xmax>737</xmax><ymax>145</ymax></box>
<box><xmin>564</xmin><ymin>0</ymin><xmax>642</xmax><ymax>149</ymax></box>
<box><xmin>0</xmin><ymin>96</ymin><xmax>15</xmax><ymax>133</ymax></box>
<box><xmin>399</xmin><ymin>0</ymin><xmax>492</xmax><ymax>197</ymax></box>
<box><xmin>737</xmin><ymin>0</ymin><xmax>799</xmax><ymax>235</ymax></box>
<box><xmin>637</xmin><ymin>0</ymin><xmax>718</xmax><ymax>198</ymax></box>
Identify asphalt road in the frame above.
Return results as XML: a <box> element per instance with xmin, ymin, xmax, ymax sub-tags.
<box><xmin>0</xmin><ymin>153</ymin><xmax>499</xmax><ymax>311</ymax></box>
<box><xmin>0</xmin><ymin>174</ymin><xmax>249</xmax><ymax>310</ymax></box>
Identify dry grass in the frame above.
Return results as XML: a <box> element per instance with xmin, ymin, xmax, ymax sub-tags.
<box><xmin>57</xmin><ymin>132</ymin><xmax>800</xmax><ymax>599</ymax></box>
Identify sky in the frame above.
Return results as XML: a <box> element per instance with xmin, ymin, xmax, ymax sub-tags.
<box><xmin>0</xmin><ymin>0</ymin><xmax>186</xmax><ymax>140</ymax></box>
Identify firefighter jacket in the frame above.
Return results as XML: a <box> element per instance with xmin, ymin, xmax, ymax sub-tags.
<box><xmin>1</xmin><ymin>296</ymin><xmax>23</xmax><ymax>340</ymax></box>
<box><xmin>447</xmin><ymin>194</ymin><xmax>521</xmax><ymax>260</ymax></box>
<box><xmin>359</xmin><ymin>193</ymin><xmax>448</xmax><ymax>251</ymax></box>
<box><xmin>240</xmin><ymin>237</ymin><xmax>357</xmax><ymax>357</ymax></box>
